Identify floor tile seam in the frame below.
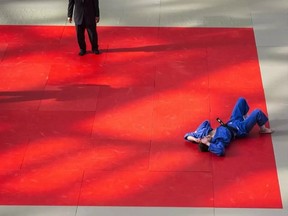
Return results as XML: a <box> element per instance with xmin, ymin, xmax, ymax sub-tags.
<box><xmin>253</xmin><ymin>25</ymin><xmax>288</xmax><ymax>30</ymax></box>
<box><xmin>0</xmin><ymin>44</ymin><xmax>8</xmax><ymax>64</ymax></box>
<box><xmin>256</xmin><ymin>44</ymin><xmax>288</xmax><ymax>48</ymax></box>
<box><xmin>75</xmin><ymin>171</ymin><xmax>85</xmax><ymax>207</ymax></box>
<box><xmin>73</xmin><ymin>206</ymin><xmax>288</xmax><ymax>216</ymax></box>
<box><xmin>37</xmin><ymin>63</ymin><xmax>52</xmax><ymax>111</ymax></box>
<box><xmin>144</xmin><ymin>170</ymin><xmax>213</xmax><ymax>174</ymax></box>
<box><xmin>0</xmin><ymin>24</ymin><xmax>260</xmax><ymax>29</ymax></box>
<box><xmin>59</xmin><ymin>24</ymin><xmax>67</xmax><ymax>42</ymax></box>
<box><xmin>147</xmin><ymin>140</ymin><xmax>153</xmax><ymax>171</ymax></box>
<box><xmin>1</xmin><ymin>205</ymin><xmax>288</xmax><ymax>216</ymax></box>
<box><xmin>102</xmin><ymin>25</ymin><xmax>248</xmax><ymax>29</ymax></box>
<box><xmin>80</xmin><ymin>169</ymin><xmax>213</xmax><ymax>174</ymax></box>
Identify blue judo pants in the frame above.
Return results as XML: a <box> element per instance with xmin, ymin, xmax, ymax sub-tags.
<box><xmin>228</xmin><ymin>97</ymin><xmax>269</xmax><ymax>137</ymax></box>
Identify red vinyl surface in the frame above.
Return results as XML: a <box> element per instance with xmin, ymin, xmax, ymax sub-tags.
<box><xmin>0</xmin><ymin>26</ymin><xmax>282</xmax><ymax>208</ymax></box>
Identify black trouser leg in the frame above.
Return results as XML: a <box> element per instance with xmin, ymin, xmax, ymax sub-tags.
<box><xmin>76</xmin><ymin>24</ymin><xmax>86</xmax><ymax>51</ymax></box>
<box><xmin>86</xmin><ymin>24</ymin><xmax>98</xmax><ymax>51</ymax></box>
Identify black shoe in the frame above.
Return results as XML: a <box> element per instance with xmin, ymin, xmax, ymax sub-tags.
<box><xmin>78</xmin><ymin>50</ymin><xmax>86</xmax><ymax>56</ymax></box>
<box><xmin>92</xmin><ymin>49</ymin><xmax>100</xmax><ymax>55</ymax></box>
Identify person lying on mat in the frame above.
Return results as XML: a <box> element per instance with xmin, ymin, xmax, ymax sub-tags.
<box><xmin>184</xmin><ymin>97</ymin><xmax>273</xmax><ymax>156</ymax></box>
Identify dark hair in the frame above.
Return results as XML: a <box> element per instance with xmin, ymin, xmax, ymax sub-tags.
<box><xmin>198</xmin><ymin>143</ymin><xmax>209</xmax><ymax>152</ymax></box>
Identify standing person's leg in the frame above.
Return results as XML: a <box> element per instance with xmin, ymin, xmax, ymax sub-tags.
<box><xmin>76</xmin><ymin>23</ymin><xmax>86</xmax><ymax>54</ymax></box>
<box><xmin>86</xmin><ymin>24</ymin><xmax>99</xmax><ymax>53</ymax></box>
<box><xmin>229</xmin><ymin>97</ymin><xmax>250</xmax><ymax>122</ymax></box>
<box><xmin>242</xmin><ymin>109</ymin><xmax>273</xmax><ymax>133</ymax></box>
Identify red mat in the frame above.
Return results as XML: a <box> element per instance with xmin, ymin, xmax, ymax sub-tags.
<box><xmin>0</xmin><ymin>25</ymin><xmax>282</xmax><ymax>208</ymax></box>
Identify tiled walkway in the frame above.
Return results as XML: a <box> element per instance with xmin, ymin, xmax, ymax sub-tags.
<box><xmin>0</xmin><ymin>1</ymin><xmax>288</xmax><ymax>216</ymax></box>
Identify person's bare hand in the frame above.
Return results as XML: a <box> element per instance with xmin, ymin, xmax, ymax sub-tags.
<box><xmin>67</xmin><ymin>17</ymin><xmax>72</xmax><ymax>23</ymax></box>
<box><xmin>95</xmin><ymin>17</ymin><xmax>100</xmax><ymax>23</ymax></box>
<box><xmin>200</xmin><ymin>137</ymin><xmax>211</xmax><ymax>145</ymax></box>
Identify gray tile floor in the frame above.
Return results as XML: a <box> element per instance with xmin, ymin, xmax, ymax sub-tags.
<box><xmin>0</xmin><ymin>0</ymin><xmax>287</xmax><ymax>215</ymax></box>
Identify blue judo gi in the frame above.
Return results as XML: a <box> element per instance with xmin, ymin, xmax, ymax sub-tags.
<box><xmin>184</xmin><ymin>97</ymin><xmax>269</xmax><ymax>156</ymax></box>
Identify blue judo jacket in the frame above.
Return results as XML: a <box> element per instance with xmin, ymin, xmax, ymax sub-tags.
<box><xmin>184</xmin><ymin>120</ymin><xmax>233</xmax><ymax>156</ymax></box>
